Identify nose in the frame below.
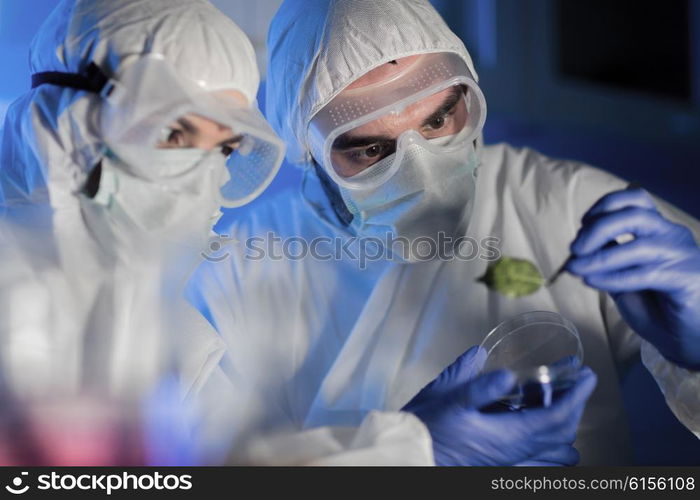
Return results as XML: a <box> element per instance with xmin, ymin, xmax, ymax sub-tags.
<box><xmin>396</xmin><ymin>129</ymin><xmax>426</xmax><ymax>147</ymax></box>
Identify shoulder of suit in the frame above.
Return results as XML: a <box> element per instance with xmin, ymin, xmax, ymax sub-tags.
<box><xmin>480</xmin><ymin>143</ymin><xmax>627</xmax><ymax>205</ymax></box>
<box><xmin>215</xmin><ymin>189</ymin><xmax>314</xmax><ymax>240</ymax></box>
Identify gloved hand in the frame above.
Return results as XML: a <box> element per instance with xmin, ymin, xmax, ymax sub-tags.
<box><xmin>402</xmin><ymin>346</ymin><xmax>597</xmax><ymax>466</ymax></box>
<box><xmin>567</xmin><ymin>186</ymin><xmax>700</xmax><ymax>370</ymax></box>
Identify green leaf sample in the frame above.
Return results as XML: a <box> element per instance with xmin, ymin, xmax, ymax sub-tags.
<box><xmin>477</xmin><ymin>256</ymin><xmax>544</xmax><ymax>298</ymax></box>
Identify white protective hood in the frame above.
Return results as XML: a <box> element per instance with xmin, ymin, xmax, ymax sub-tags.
<box><xmin>0</xmin><ymin>0</ymin><xmax>259</xmax><ymax>400</ymax></box>
<box><xmin>0</xmin><ymin>0</ymin><xmax>259</xmax><ymax>213</ymax></box>
<box><xmin>266</xmin><ymin>0</ymin><xmax>479</xmax><ymax>168</ymax></box>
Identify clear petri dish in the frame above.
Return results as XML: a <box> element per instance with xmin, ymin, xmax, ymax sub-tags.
<box><xmin>479</xmin><ymin>311</ymin><xmax>583</xmax><ymax>411</ymax></box>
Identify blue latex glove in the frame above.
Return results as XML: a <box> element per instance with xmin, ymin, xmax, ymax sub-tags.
<box><xmin>402</xmin><ymin>346</ymin><xmax>597</xmax><ymax>466</ymax></box>
<box><xmin>567</xmin><ymin>186</ymin><xmax>700</xmax><ymax>370</ymax></box>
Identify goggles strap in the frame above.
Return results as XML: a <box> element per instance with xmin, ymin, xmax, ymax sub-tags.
<box><xmin>32</xmin><ymin>63</ymin><xmax>115</xmax><ymax>192</ymax></box>
<box><xmin>31</xmin><ymin>62</ymin><xmax>114</xmax><ymax>96</ymax></box>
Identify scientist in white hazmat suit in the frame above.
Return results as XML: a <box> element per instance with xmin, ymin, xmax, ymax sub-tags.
<box><xmin>188</xmin><ymin>0</ymin><xmax>700</xmax><ymax>465</ymax></box>
<box><xmin>0</xmin><ymin>0</ymin><xmax>437</xmax><ymax>467</ymax></box>
<box><xmin>0</xmin><ymin>0</ymin><xmax>288</xmax><ymax>464</ymax></box>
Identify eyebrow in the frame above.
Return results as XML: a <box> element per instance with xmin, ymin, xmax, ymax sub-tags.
<box><xmin>217</xmin><ymin>134</ymin><xmax>244</xmax><ymax>148</ymax></box>
<box><xmin>332</xmin><ymin>133</ymin><xmax>394</xmax><ymax>150</ymax></box>
<box><xmin>175</xmin><ymin>117</ymin><xmax>243</xmax><ymax>148</ymax></box>
<box><xmin>332</xmin><ymin>86</ymin><xmax>465</xmax><ymax>151</ymax></box>
<box><xmin>176</xmin><ymin>117</ymin><xmax>198</xmax><ymax>135</ymax></box>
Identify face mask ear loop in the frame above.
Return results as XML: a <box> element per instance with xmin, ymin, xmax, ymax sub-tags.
<box><xmin>312</xmin><ymin>160</ymin><xmax>354</xmax><ymax>226</ymax></box>
<box><xmin>82</xmin><ymin>161</ymin><xmax>103</xmax><ymax>199</ymax></box>
<box><xmin>473</xmin><ymin>136</ymin><xmax>485</xmax><ymax>178</ymax></box>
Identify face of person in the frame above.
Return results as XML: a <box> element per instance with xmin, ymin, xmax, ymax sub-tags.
<box><xmin>156</xmin><ymin>89</ymin><xmax>249</xmax><ymax>157</ymax></box>
<box><xmin>328</xmin><ymin>57</ymin><xmax>468</xmax><ymax>178</ymax></box>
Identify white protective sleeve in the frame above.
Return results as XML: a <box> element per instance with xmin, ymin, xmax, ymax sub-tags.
<box><xmin>233</xmin><ymin>410</ymin><xmax>434</xmax><ymax>466</ymax></box>
<box><xmin>641</xmin><ymin>341</ymin><xmax>700</xmax><ymax>438</ymax></box>
<box><xmin>177</xmin><ymin>302</ymin><xmax>435</xmax><ymax>466</ymax></box>
<box><xmin>640</xmin><ymin>197</ymin><xmax>700</xmax><ymax>439</ymax></box>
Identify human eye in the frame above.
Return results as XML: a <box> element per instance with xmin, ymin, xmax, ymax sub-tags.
<box><xmin>425</xmin><ymin>106</ymin><xmax>457</xmax><ymax>131</ymax></box>
<box><xmin>158</xmin><ymin>126</ymin><xmax>188</xmax><ymax>148</ymax></box>
<box><xmin>346</xmin><ymin>142</ymin><xmax>394</xmax><ymax>168</ymax></box>
<box><xmin>361</xmin><ymin>143</ymin><xmax>385</xmax><ymax>159</ymax></box>
<box><xmin>422</xmin><ymin>89</ymin><xmax>463</xmax><ymax>133</ymax></box>
<box><xmin>220</xmin><ymin>142</ymin><xmax>237</xmax><ymax>158</ymax></box>
<box><xmin>220</xmin><ymin>136</ymin><xmax>244</xmax><ymax>158</ymax></box>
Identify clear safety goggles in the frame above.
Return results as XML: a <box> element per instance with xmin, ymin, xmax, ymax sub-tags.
<box><xmin>95</xmin><ymin>55</ymin><xmax>284</xmax><ymax>207</ymax></box>
<box><xmin>308</xmin><ymin>52</ymin><xmax>486</xmax><ymax>190</ymax></box>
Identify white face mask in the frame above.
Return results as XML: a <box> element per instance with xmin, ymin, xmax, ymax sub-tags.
<box><xmin>81</xmin><ymin>148</ymin><xmax>227</xmax><ymax>256</ymax></box>
<box><xmin>339</xmin><ymin>135</ymin><xmax>479</xmax><ymax>262</ymax></box>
